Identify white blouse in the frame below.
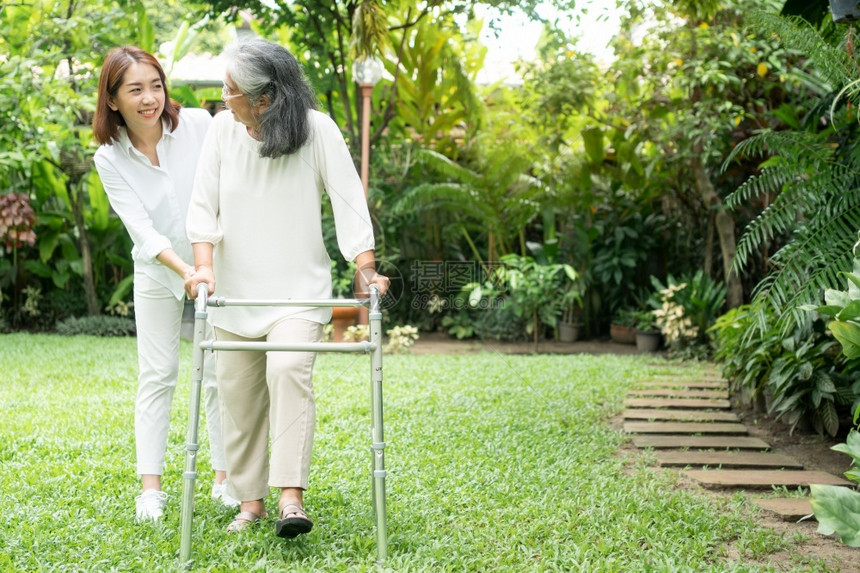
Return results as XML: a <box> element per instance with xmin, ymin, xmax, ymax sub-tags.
<box><xmin>94</xmin><ymin>107</ymin><xmax>212</xmax><ymax>300</ymax></box>
<box><xmin>186</xmin><ymin>109</ymin><xmax>375</xmax><ymax>337</ymax></box>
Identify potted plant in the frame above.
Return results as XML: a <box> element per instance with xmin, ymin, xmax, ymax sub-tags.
<box><xmin>558</xmin><ymin>283</ymin><xmax>584</xmax><ymax>343</ymax></box>
<box><xmin>497</xmin><ymin>254</ymin><xmax>576</xmax><ymax>352</ymax></box>
<box><xmin>330</xmin><ymin>261</ymin><xmax>360</xmax><ymax>342</ymax></box>
<box><xmin>610</xmin><ymin>308</ymin><xmax>638</xmax><ymax>345</ymax></box>
<box><xmin>633</xmin><ymin>309</ymin><xmax>662</xmax><ymax>352</ymax></box>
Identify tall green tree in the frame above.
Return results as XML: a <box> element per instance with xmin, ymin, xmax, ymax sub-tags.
<box><xmin>608</xmin><ymin>0</ymin><xmax>798</xmax><ymax>309</ymax></box>
<box><xmin>0</xmin><ymin>0</ymin><xmax>142</xmax><ymax>315</ymax></box>
<box><xmin>203</xmin><ymin>0</ymin><xmax>577</xmax><ymax>155</ymax></box>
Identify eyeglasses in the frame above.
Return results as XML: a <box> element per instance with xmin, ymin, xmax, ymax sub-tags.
<box><xmin>221</xmin><ymin>83</ymin><xmax>245</xmax><ymax>100</ymax></box>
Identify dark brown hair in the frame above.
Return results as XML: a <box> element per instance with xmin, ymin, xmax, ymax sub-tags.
<box><xmin>92</xmin><ymin>46</ymin><xmax>181</xmax><ymax>144</ymax></box>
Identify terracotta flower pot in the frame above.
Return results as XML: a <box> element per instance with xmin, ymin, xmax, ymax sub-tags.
<box><xmin>610</xmin><ymin>324</ymin><xmax>636</xmax><ymax>345</ymax></box>
<box><xmin>331</xmin><ymin>306</ymin><xmax>360</xmax><ymax>342</ymax></box>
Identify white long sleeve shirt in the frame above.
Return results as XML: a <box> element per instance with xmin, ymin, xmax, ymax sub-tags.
<box><xmin>94</xmin><ymin>107</ymin><xmax>212</xmax><ymax>299</ymax></box>
<box><xmin>186</xmin><ymin>109</ymin><xmax>375</xmax><ymax>337</ymax></box>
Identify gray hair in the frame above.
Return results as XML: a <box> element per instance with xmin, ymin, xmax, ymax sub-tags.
<box><xmin>225</xmin><ymin>39</ymin><xmax>318</xmax><ymax>158</ymax></box>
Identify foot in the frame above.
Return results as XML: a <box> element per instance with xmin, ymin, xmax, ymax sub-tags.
<box><xmin>211</xmin><ymin>481</ymin><xmax>241</xmax><ymax>508</ymax></box>
<box><xmin>226</xmin><ymin>509</ymin><xmax>267</xmax><ymax>533</ymax></box>
<box><xmin>135</xmin><ymin>489</ymin><xmax>167</xmax><ymax>522</ymax></box>
<box><xmin>276</xmin><ymin>503</ymin><xmax>313</xmax><ymax>538</ymax></box>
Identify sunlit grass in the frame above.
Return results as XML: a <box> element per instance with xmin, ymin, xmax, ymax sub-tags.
<box><xmin>0</xmin><ymin>333</ymin><xmax>839</xmax><ymax>572</ymax></box>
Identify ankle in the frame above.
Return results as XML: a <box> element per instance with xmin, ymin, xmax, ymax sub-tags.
<box><xmin>240</xmin><ymin>499</ymin><xmax>265</xmax><ymax>514</ymax></box>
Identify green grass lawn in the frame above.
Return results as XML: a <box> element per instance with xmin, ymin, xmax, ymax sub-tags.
<box><xmin>0</xmin><ymin>333</ymin><xmax>837</xmax><ymax>572</ymax></box>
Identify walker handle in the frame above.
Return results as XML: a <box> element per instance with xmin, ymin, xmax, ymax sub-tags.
<box><xmin>196</xmin><ymin>283</ymin><xmax>209</xmax><ymax>310</ymax></box>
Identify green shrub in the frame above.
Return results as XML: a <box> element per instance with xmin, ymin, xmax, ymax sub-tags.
<box><xmin>55</xmin><ymin>315</ymin><xmax>136</xmax><ymax>337</ymax></box>
<box><xmin>712</xmin><ymin>303</ymin><xmax>858</xmax><ymax>436</ymax></box>
<box><xmin>473</xmin><ymin>303</ymin><xmax>528</xmax><ymax>342</ymax></box>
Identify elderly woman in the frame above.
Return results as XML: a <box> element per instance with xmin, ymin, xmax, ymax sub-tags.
<box><xmin>185</xmin><ymin>39</ymin><xmax>389</xmax><ymax>538</ymax></box>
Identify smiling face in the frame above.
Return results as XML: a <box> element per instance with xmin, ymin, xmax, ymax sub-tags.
<box><xmin>108</xmin><ymin>62</ymin><xmax>165</xmax><ymax>136</ymax></box>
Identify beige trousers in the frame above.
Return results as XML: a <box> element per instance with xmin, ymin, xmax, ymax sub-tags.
<box><xmin>214</xmin><ymin>319</ymin><xmax>322</xmax><ymax>502</ymax></box>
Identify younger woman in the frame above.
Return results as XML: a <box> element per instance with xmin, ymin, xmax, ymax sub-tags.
<box><xmin>93</xmin><ymin>46</ymin><xmax>237</xmax><ymax>521</ymax></box>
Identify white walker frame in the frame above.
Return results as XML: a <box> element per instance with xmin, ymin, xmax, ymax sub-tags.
<box><xmin>179</xmin><ymin>285</ymin><xmax>388</xmax><ymax>567</ymax></box>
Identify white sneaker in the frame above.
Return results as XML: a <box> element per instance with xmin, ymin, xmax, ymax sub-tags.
<box><xmin>211</xmin><ymin>481</ymin><xmax>241</xmax><ymax>508</ymax></box>
<box><xmin>135</xmin><ymin>489</ymin><xmax>167</xmax><ymax>522</ymax></box>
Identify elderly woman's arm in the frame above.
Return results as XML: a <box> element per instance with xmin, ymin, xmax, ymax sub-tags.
<box><xmin>185</xmin><ymin>242</ymin><xmax>216</xmax><ymax>298</ymax></box>
<box><xmin>354</xmin><ymin>249</ymin><xmax>390</xmax><ymax>297</ymax></box>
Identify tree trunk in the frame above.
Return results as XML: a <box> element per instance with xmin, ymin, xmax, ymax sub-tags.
<box><xmin>68</xmin><ymin>180</ymin><xmax>100</xmax><ymax>316</ymax></box>
<box><xmin>704</xmin><ymin>209</ymin><xmax>714</xmax><ymax>278</ymax></box>
<box><xmin>690</xmin><ymin>151</ymin><xmax>744</xmax><ymax>308</ymax></box>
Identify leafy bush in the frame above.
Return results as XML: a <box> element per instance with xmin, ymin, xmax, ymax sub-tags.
<box><xmin>440</xmin><ymin>311</ymin><xmax>475</xmax><ymax>340</ymax></box>
<box><xmin>711</xmin><ymin>305</ymin><xmax>780</xmax><ymax>404</ymax></box>
<box><xmin>649</xmin><ymin>271</ymin><xmax>726</xmax><ymax>358</ymax></box>
<box><xmin>810</xmin><ymin>430</ymin><xmax>860</xmax><ymax>547</ymax></box>
<box><xmin>473</xmin><ymin>304</ymin><xmax>528</xmax><ymax>342</ymax></box>
<box><xmin>55</xmin><ymin>315</ymin><xmax>136</xmax><ymax>337</ymax></box>
<box><xmin>712</xmin><ymin>303</ymin><xmax>858</xmax><ymax>436</ymax></box>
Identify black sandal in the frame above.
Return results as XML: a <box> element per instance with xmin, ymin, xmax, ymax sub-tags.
<box><xmin>276</xmin><ymin>503</ymin><xmax>314</xmax><ymax>538</ymax></box>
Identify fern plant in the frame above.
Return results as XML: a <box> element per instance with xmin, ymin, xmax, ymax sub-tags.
<box><xmin>393</xmin><ymin>139</ymin><xmax>543</xmax><ymax>264</ymax></box>
<box><xmin>724</xmin><ymin>11</ymin><xmax>860</xmax><ymax>330</ymax></box>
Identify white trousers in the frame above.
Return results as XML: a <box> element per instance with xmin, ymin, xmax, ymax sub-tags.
<box><xmin>214</xmin><ymin>319</ymin><xmax>322</xmax><ymax>502</ymax></box>
<box><xmin>133</xmin><ymin>271</ymin><xmax>226</xmax><ymax>476</ymax></box>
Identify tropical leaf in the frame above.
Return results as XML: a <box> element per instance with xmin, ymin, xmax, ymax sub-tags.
<box><xmin>829</xmin><ymin>321</ymin><xmax>860</xmax><ymax>359</ymax></box>
<box><xmin>810</xmin><ymin>484</ymin><xmax>860</xmax><ymax>547</ymax></box>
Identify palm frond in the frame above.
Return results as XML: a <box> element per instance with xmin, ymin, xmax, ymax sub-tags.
<box><xmin>749</xmin><ymin>203</ymin><xmax>860</xmax><ymax>318</ymax></box>
<box><xmin>414</xmin><ymin>148</ymin><xmax>481</xmax><ymax>187</ymax></box>
<box><xmin>391</xmin><ymin>182</ymin><xmax>493</xmax><ymax>221</ymax></box>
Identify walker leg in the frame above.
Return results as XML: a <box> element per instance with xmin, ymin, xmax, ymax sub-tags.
<box><xmin>179</xmin><ymin>293</ymin><xmax>208</xmax><ymax>568</ymax></box>
<box><xmin>369</xmin><ymin>290</ymin><xmax>387</xmax><ymax>563</ymax></box>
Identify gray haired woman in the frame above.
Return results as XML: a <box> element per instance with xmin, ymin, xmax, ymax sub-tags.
<box><xmin>185</xmin><ymin>38</ymin><xmax>389</xmax><ymax>538</ymax></box>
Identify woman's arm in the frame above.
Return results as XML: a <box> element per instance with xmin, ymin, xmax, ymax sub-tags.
<box><xmin>185</xmin><ymin>242</ymin><xmax>216</xmax><ymax>298</ymax></box>
<box><xmin>354</xmin><ymin>249</ymin><xmax>390</xmax><ymax>297</ymax></box>
<box><xmin>94</xmin><ymin>153</ymin><xmax>174</xmax><ymax>265</ymax></box>
<box><xmin>157</xmin><ymin>248</ymin><xmax>194</xmax><ymax>281</ymax></box>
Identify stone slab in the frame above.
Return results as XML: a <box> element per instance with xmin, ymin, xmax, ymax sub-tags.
<box><xmin>636</xmin><ymin>381</ymin><xmax>728</xmax><ymax>389</ymax></box>
<box><xmin>624</xmin><ymin>398</ymin><xmax>731</xmax><ymax>409</ymax></box>
<box><xmin>751</xmin><ymin>498</ymin><xmax>815</xmax><ymax>521</ymax></box>
<box><xmin>644</xmin><ymin>373</ymin><xmax>725</xmax><ymax>381</ymax></box>
<box><xmin>627</xmin><ymin>389</ymin><xmax>729</xmax><ymax>399</ymax></box>
<box><xmin>655</xmin><ymin>451</ymin><xmax>803</xmax><ymax>469</ymax></box>
<box><xmin>624</xmin><ymin>421</ymin><xmax>748</xmax><ymax>435</ymax></box>
<box><xmin>632</xmin><ymin>435</ymin><xmax>770</xmax><ymax>450</ymax></box>
<box><xmin>684</xmin><ymin>469</ymin><xmax>854</xmax><ymax>489</ymax></box>
<box><xmin>624</xmin><ymin>409</ymin><xmax>740</xmax><ymax>422</ymax></box>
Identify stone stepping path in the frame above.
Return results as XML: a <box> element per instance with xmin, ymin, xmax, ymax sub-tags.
<box><xmin>623</xmin><ymin>367</ymin><xmax>857</xmax><ymax>526</ymax></box>
<box><xmin>636</xmin><ymin>381</ymin><xmax>727</xmax><ymax>389</ymax></box>
<box><xmin>684</xmin><ymin>469</ymin><xmax>853</xmax><ymax>489</ymax></box>
<box><xmin>627</xmin><ymin>388</ymin><xmax>729</xmax><ymax>399</ymax></box>
<box><xmin>632</xmin><ymin>435</ymin><xmax>771</xmax><ymax>449</ymax></box>
<box><xmin>623</xmin><ymin>421</ymin><xmax>748</xmax><ymax>435</ymax></box>
<box><xmin>624</xmin><ymin>408</ymin><xmax>739</xmax><ymax>422</ymax></box>
<box><xmin>655</xmin><ymin>451</ymin><xmax>803</xmax><ymax>469</ymax></box>
<box><xmin>624</xmin><ymin>398</ymin><xmax>731</xmax><ymax>409</ymax></box>
<box><xmin>750</xmin><ymin>498</ymin><xmax>813</xmax><ymax>521</ymax></box>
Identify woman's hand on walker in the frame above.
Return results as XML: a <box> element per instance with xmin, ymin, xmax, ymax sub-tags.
<box><xmin>363</xmin><ymin>272</ymin><xmax>390</xmax><ymax>298</ymax></box>
<box><xmin>185</xmin><ymin>266</ymin><xmax>215</xmax><ymax>299</ymax></box>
